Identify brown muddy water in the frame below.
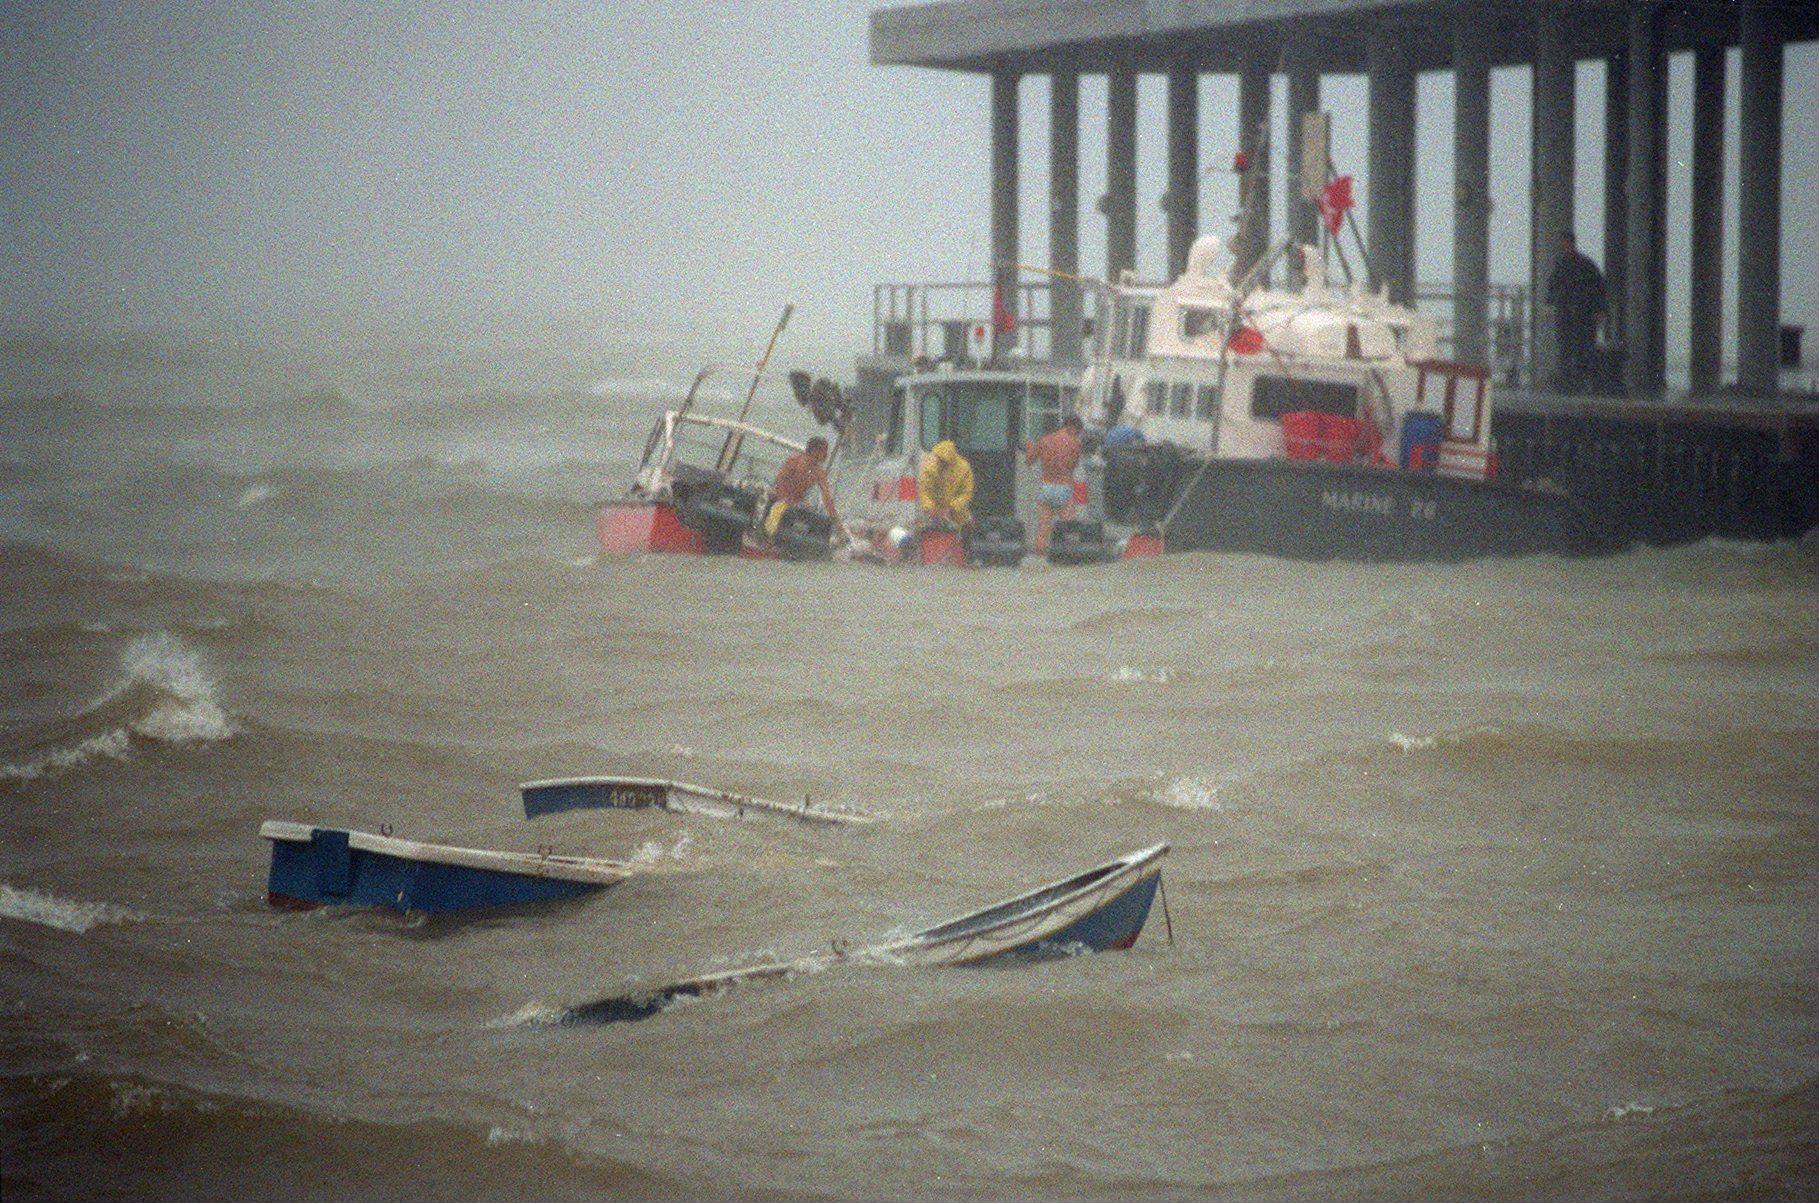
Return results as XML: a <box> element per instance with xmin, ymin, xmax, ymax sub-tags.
<box><xmin>2</xmin><ymin>347</ymin><xmax>1814</xmax><ymax>1200</ymax></box>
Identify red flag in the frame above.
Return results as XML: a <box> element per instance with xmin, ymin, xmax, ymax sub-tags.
<box><xmin>1227</xmin><ymin>325</ymin><xmax>1265</xmax><ymax>355</ymax></box>
<box><xmin>1318</xmin><ymin>175</ymin><xmax>1354</xmax><ymax>236</ymax></box>
<box><xmin>991</xmin><ymin>286</ymin><xmax>1018</xmax><ymax>336</ymax></box>
<box><xmin>1231</xmin><ymin>150</ymin><xmax>1249</xmax><ymax>173</ymax></box>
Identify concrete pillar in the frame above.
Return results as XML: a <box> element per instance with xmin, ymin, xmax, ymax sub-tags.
<box><xmin>990</xmin><ymin>69</ymin><xmax>1020</xmax><ymax>362</ymax></box>
<box><xmin>1737</xmin><ymin>0</ymin><xmax>1783</xmax><ymax>394</ymax></box>
<box><xmin>1049</xmin><ymin>71</ymin><xmax>1083</xmax><ymax>364</ymax></box>
<box><xmin>1604</xmin><ymin>48</ymin><xmax>1629</xmax><ymax>347</ymax></box>
<box><xmin>1624</xmin><ymin>4</ymin><xmax>1666</xmax><ymax>396</ymax></box>
<box><xmin>1367</xmin><ymin>28</ymin><xmax>1416</xmax><ymax>304</ymax></box>
<box><xmin>1237</xmin><ymin>59</ymin><xmax>1271</xmax><ymax>279</ymax></box>
<box><xmin>1688</xmin><ymin>47</ymin><xmax>1725</xmax><ymax>394</ymax></box>
<box><xmin>1453</xmin><ymin>19</ymin><xmax>1491</xmax><ymax>366</ymax></box>
<box><xmin>1105</xmin><ymin>66</ymin><xmax>1138</xmax><ymax>282</ymax></box>
<box><xmin>1531</xmin><ymin>5</ymin><xmax>1576</xmax><ymax>390</ymax></box>
<box><xmin>1166</xmin><ymin>64</ymin><xmax>1200</xmax><ymax>281</ymax></box>
<box><xmin>1286</xmin><ymin>61</ymin><xmax>1321</xmax><ymax>284</ymax></box>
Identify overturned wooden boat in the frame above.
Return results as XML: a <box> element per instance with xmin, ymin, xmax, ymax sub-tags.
<box><xmin>520</xmin><ymin>775</ymin><xmax>875</xmax><ymax>826</ymax></box>
<box><xmin>260</xmin><ymin>821</ymin><xmax>641</xmax><ymax>915</ymax></box>
<box><xmin>554</xmin><ymin>842</ymin><xmax>1169</xmax><ymax>1024</ymax></box>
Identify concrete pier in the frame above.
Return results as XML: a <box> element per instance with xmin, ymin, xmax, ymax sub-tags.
<box><xmin>1285</xmin><ymin>59</ymin><xmax>1321</xmax><ymax>287</ymax></box>
<box><xmin>1166</xmin><ymin>64</ymin><xmax>1199</xmax><ymax>280</ymax></box>
<box><xmin>1625</xmin><ymin>3</ymin><xmax>1666</xmax><ymax>396</ymax></box>
<box><xmin>869</xmin><ymin>0</ymin><xmax>1814</xmax><ymax>395</ymax></box>
<box><xmin>1452</xmin><ymin>21</ymin><xmax>1489</xmax><ymax>365</ymax></box>
<box><xmin>1237</xmin><ymin>59</ymin><xmax>1270</xmax><ymax>279</ymax></box>
<box><xmin>1365</xmin><ymin>28</ymin><xmax>1414</xmax><ymax>304</ymax></box>
<box><xmin>1049</xmin><ymin>70</ymin><xmax>1082</xmax><ymax>364</ymax></box>
<box><xmin>1688</xmin><ymin>47</ymin><xmax>1725</xmax><ymax>394</ymax></box>
<box><xmin>989</xmin><ymin>68</ymin><xmax>1018</xmax><ymax>362</ymax></box>
<box><xmin>1104</xmin><ymin>66</ymin><xmax>1136</xmax><ymax>283</ymax></box>
<box><xmin>1530</xmin><ymin>5</ymin><xmax>1574</xmax><ymax>390</ymax></box>
<box><xmin>1738</xmin><ymin>0</ymin><xmax>1784</xmax><ymax>394</ymax></box>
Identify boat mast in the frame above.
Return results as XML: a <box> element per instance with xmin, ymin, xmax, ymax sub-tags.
<box><xmin>716</xmin><ymin>303</ymin><xmax>794</xmax><ymax>475</ymax></box>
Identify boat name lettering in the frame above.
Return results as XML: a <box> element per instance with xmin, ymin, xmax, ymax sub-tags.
<box><xmin>1319</xmin><ymin>490</ymin><xmax>1437</xmax><ymax>521</ymax></box>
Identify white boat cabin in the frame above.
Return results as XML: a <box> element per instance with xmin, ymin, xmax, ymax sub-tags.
<box><xmin>852</xmin><ymin>367</ymin><xmax>1083</xmax><ymax>530</ymax></box>
<box><xmin>1085</xmin><ymin>236</ymin><xmax>1495</xmax><ymax>480</ymax></box>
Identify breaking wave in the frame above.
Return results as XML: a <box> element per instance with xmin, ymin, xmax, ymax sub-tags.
<box><xmin>0</xmin><ymin>882</ymin><xmax>141</xmax><ymax>933</ymax></box>
<box><xmin>0</xmin><ymin>632</ymin><xmax>235</xmax><ymax>784</ymax></box>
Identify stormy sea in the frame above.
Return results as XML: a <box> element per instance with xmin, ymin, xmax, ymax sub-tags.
<box><xmin>2</xmin><ymin>331</ymin><xmax>1814</xmax><ymax>1201</ymax></box>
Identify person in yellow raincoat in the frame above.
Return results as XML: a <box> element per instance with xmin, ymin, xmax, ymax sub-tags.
<box><xmin>917</xmin><ymin>439</ymin><xmax>974</xmax><ymax>529</ymax></box>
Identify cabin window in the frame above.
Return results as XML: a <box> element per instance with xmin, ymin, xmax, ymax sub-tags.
<box><xmin>1144</xmin><ymin>380</ymin><xmax>1166</xmax><ymax>416</ymax></box>
<box><xmin>953</xmin><ymin>388</ymin><xmax>1011</xmax><ymax>452</ymax></box>
<box><xmin>1181</xmin><ymin>307</ymin><xmax>1222</xmax><ymax>339</ymax></box>
<box><xmin>885</xmin><ymin>395</ymin><xmax>906</xmax><ymax>454</ymax></box>
<box><xmin>917</xmin><ymin>389</ymin><xmax>944</xmax><ymax>451</ymax></box>
<box><xmin>1444</xmin><ymin>375</ymin><xmax>1486</xmax><ymax>442</ymax></box>
<box><xmin>1194</xmin><ymin>384</ymin><xmax>1220</xmax><ymax>420</ymax></box>
<box><xmin>1025</xmin><ymin>383</ymin><xmax>1062</xmax><ymax>439</ymax></box>
<box><xmin>1250</xmin><ymin>376</ymin><xmax>1358</xmax><ymax>420</ymax></box>
<box><xmin>1129</xmin><ymin>305</ymin><xmax>1150</xmax><ymax>356</ymax></box>
<box><xmin>1169</xmin><ymin>382</ymin><xmax>1192</xmax><ymax>418</ymax></box>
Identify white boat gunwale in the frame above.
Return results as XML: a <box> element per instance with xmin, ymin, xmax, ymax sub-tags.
<box><xmin>258</xmin><ymin>820</ymin><xmax>636</xmax><ymax>885</ymax></box>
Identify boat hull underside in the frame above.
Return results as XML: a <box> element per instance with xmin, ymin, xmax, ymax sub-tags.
<box><xmin>266</xmin><ymin>839</ymin><xmax>609</xmax><ymax>914</ymax></box>
<box><xmin>1158</xmin><ymin>459</ymin><xmax>1619</xmax><ymax>561</ymax></box>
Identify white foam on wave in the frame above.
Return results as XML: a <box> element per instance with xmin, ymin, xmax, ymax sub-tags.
<box><xmin>1388</xmin><ymin>732</ymin><xmax>1439</xmax><ymax>751</ymax></box>
<box><xmin>486</xmin><ymin>1125</ymin><xmax>545</xmax><ymax>1147</ymax></box>
<box><xmin>235</xmin><ymin>483</ymin><xmax>277</xmax><ymax>508</ymax></box>
<box><xmin>1155</xmin><ymin>777</ymin><xmax>1222</xmax><ymax>811</ymax></box>
<box><xmin>488</xmin><ymin>1002</ymin><xmax>565</xmax><ymax>1029</ymax></box>
<box><xmin>0</xmin><ymin>882</ymin><xmax>141</xmax><ymax>934</ymax></box>
<box><xmin>0</xmin><ymin>632</ymin><xmax>235</xmax><ymax>783</ymax></box>
<box><xmin>1604</xmin><ymin>1101</ymin><xmax>1658</xmax><ymax>1122</ymax></box>
<box><xmin>1113</xmin><ymin>665</ymin><xmax>1174</xmax><ymax>684</ymax></box>
<box><xmin>120</xmin><ymin>633</ymin><xmax>236</xmax><ymax>745</ymax></box>
<box><xmin>627</xmin><ymin>832</ymin><xmax>694</xmax><ymax>865</ymax></box>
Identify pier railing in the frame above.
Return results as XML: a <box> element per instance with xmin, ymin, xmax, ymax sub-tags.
<box><xmin>871</xmin><ymin>279</ymin><xmax>1532</xmax><ymax>379</ymax></box>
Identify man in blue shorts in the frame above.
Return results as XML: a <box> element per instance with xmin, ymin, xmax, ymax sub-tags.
<box><xmin>1024</xmin><ymin>413</ymin><xmax>1083</xmax><ymax>556</ymax></box>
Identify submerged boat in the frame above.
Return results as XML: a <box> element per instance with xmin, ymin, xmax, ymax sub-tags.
<box><xmin>1078</xmin><ymin>235</ymin><xmax>1622</xmax><ymax>560</ymax></box>
<box><xmin>599</xmin><ymin>363</ymin><xmax>853</xmax><ymax>561</ymax></box>
<box><xmin>520</xmin><ymin>775</ymin><xmax>875</xmax><ymax>826</ymax></box>
<box><xmin>554</xmin><ymin>843</ymin><xmax>1169</xmax><ymax>1024</ymax></box>
<box><xmin>260</xmin><ymin>821</ymin><xmax>637</xmax><ymax>914</ymax></box>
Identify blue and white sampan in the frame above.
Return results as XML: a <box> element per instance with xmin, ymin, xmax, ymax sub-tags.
<box><xmin>261</xmin><ymin>821</ymin><xmax>635</xmax><ymax>915</ymax></box>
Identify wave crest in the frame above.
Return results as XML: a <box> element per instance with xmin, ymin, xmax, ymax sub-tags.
<box><xmin>1</xmin><ymin>632</ymin><xmax>235</xmax><ymax>784</ymax></box>
<box><xmin>0</xmin><ymin>882</ymin><xmax>141</xmax><ymax>933</ymax></box>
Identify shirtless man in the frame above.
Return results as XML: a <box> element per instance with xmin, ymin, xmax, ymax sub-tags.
<box><xmin>1024</xmin><ymin>414</ymin><xmax>1083</xmax><ymax>555</ymax></box>
<box><xmin>764</xmin><ymin>436</ymin><xmax>840</xmax><ymax>540</ymax></box>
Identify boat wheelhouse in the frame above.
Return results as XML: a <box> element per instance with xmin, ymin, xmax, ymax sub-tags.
<box><xmin>1084</xmin><ymin>236</ymin><xmax>1618</xmax><ymax>560</ymax></box>
<box><xmin>846</xmin><ymin>365</ymin><xmax>1089</xmax><ymax>564</ymax></box>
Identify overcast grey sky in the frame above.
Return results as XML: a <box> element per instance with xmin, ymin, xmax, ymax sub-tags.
<box><xmin>1</xmin><ymin>1</ymin><xmax>1812</xmax><ymax>376</ymax></box>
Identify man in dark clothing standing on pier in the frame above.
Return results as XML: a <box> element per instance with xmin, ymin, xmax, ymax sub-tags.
<box><xmin>1546</xmin><ymin>231</ymin><xmax>1607</xmax><ymax>394</ymax></box>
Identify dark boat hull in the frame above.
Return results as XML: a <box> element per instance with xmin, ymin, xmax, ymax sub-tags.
<box><xmin>1155</xmin><ymin>458</ymin><xmax>1622</xmax><ymax>561</ymax></box>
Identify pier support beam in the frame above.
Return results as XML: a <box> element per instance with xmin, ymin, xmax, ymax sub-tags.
<box><xmin>990</xmin><ymin>68</ymin><xmax>1020</xmax><ymax>362</ymax></box>
<box><xmin>1166</xmin><ymin>63</ymin><xmax>1200</xmax><ymax>280</ymax></box>
<box><xmin>1104</xmin><ymin>66</ymin><xmax>1138</xmax><ymax>283</ymax></box>
<box><xmin>1688</xmin><ymin>47</ymin><xmax>1725</xmax><ymax>395</ymax></box>
<box><xmin>1285</xmin><ymin>59</ymin><xmax>1320</xmax><ymax>286</ymax></box>
<box><xmin>1624</xmin><ymin>4</ymin><xmax>1667</xmax><ymax>396</ymax></box>
<box><xmin>1049</xmin><ymin>71</ymin><xmax>1083</xmax><ymax>364</ymax></box>
<box><xmin>1737</xmin><ymin>0</ymin><xmax>1784</xmax><ymax>395</ymax></box>
<box><xmin>1604</xmin><ymin>48</ymin><xmax>1629</xmax><ymax>352</ymax></box>
<box><xmin>1531</xmin><ymin>5</ymin><xmax>1576</xmax><ymax>390</ymax></box>
<box><xmin>1367</xmin><ymin>28</ymin><xmax>1415</xmax><ymax>305</ymax></box>
<box><xmin>1236</xmin><ymin>58</ymin><xmax>1271</xmax><ymax>279</ymax></box>
<box><xmin>1453</xmin><ymin>20</ymin><xmax>1491</xmax><ymax>366</ymax></box>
